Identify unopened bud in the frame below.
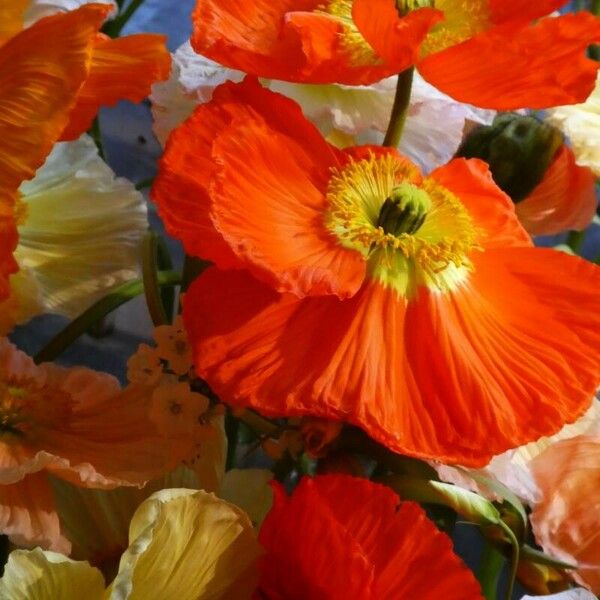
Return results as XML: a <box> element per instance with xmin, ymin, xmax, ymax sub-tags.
<box><xmin>456</xmin><ymin>113</ymin><xmax>563</xmax><ymax>201</ymax></box>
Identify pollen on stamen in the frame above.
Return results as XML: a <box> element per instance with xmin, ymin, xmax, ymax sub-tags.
<box><xmin>317</xmin><ymin>0</ymin><xmax>381</xmax><ymax>66</ymax></box>
<box><xmin>325</xmin><ymin>153</ymin><xmax>483</xmax><ymax>296</ymax></box>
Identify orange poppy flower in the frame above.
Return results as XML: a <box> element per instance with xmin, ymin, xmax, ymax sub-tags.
<box><xmin>516</xmin><ymin>145</ymin><xmax>597</xmax><ymax>236</ymax></box>
<box><xmin>257</xmin><ymin>475</ymin><xmax>483</xmax><ymax>598</ymax></box>
<box><xmin>0</xmin><ymin>3</ymin><xmax>170</xmax><ymax>302</ymax></box>
<box><xmin>153</xmin><ymin>78</ymin><xmax>600</xmax><ymax>466</ymax></box>
<box><xmin>0</xmin><ymin>338</ymin><xmax>198</xmax><ymax>552</ymax></box>
<box><xmin>191</xmin><ymin>0</ymin><xmax>600</xmax><ymax>109</ymax></box>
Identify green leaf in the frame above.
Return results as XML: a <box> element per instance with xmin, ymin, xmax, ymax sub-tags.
<box><xmin>383</xmin><ymin>476</ymin><xmax>501</xmax><ymax>526</ymax></box>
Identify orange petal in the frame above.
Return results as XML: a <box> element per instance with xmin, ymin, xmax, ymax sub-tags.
<box><xmin>429</xmin><ymin>158</ymin><xmax>532</xmax><ymax>249</ymax></box>
<box><xmin>61</xmin><ymin>32</ymin><xmax>171</xmax><ymax>140</ymax></box>
<box><xmin>488</xmin><ymin>0</ymin><xmax>569</xmax><ymax>24</ymax></box>
<box><xmin>258</xmin><ymin>475</ymin><xmax>483</xmax><ymax>598</ymax></box>
<box><xmin>154</xmin><ymin>78</ymin><xmax>365</xmax><ymax>297</ymax></box>
<box><xmin>530</xmin><ymin>435</ymin><xmax>600</xmax><ymax>592</ymax></box>
<box><xmin>353</xmin><ymin>0</ymin><xmax>443</xmax><ymax>65</ymax></box>
<box><xmin>418</xmin><ymin>13</ymin><xmax>600</xmax><ymax>109</ymax></box>
<box><xmin>191</xmin><ymin>0</ymin><xmax>315</xmax><ymax>81</ymax></box>
<box><xmin>0</xmin><ymin>472</ymin><xmax>70</xmax><ymax>553</ymax></box>
<box><xmin>0</xmin><ymin>0</ymin><xmax>27</xmax><ymax>45</ymax></box>
<box><xmin>516</xmin><ymin>145</ymin><xmax>597</xmax><ymax>236</ymax></box>
<box><xmin>0</xmin><ymin>4</ymin><xmax>110</xmax><ymax>299</ymax></box>
<box><xmin>184</xmin><ymin>251</ymin><xmax>600</xmax><ymax>466</ymax></box>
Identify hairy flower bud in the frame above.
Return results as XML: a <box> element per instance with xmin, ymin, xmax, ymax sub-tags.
<box><xmin>456</xmin><ymin>113</ymin><xmax>564</xmax><ymax>201</ymax></box>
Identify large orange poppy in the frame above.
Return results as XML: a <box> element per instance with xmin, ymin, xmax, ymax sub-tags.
<box><xmin>0</xmin><ymin>3</ymin><xmax>170</xmax><ymax>303</ymax></box>
<box><xmin>257</xmin><ymin>475</ymin><xmax>483</xmax><ymax>598</ymax></box>
<box><xmin>191</xmin><ymin>0</ymin><xmax>600</xmax><ymax>109</ymax></box>
<box><xmin>153</xmin><ymin>78</ymin><xmax>600</xmax><ymax>466</ymax></box>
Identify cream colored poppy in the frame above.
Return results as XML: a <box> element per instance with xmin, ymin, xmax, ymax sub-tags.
<box><xmin>0</xmin><ymin>489</ymin><xmax>262</xmax><ymax>599</ymax></box>
<box><xmin>0</xmin><ymin>135</ymin><xmax>147</xmax><ymax>334</ymax></box>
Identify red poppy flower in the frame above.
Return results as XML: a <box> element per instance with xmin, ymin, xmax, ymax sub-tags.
<box><xmin>256</xmin><ymin>475</ymin><xmax>483</xmax><ymax>598</ymax></box>
<box><xmin>153</xmin><ymin>78</ymin><xmax>600</xmax><ymax>466</ymax></box>
<box><xmin>191</xmin><ymin>0</ymin><xmax>600</xmax><ymax>109</ymax></box>
<box><xmin>516</xmin><ymin>145</ymin><xmax>597</xmax><ymax>236</ymax></box>
<box><xmin>0</xmin><ymin>3</ymin><xmax>170</xmax><ymax>302</ymax></box>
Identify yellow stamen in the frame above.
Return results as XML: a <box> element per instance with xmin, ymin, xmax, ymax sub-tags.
<box><xmin>420</xmin><ymin>0</ymin><xmax>490</xmax><ymax>56</ymax></box>
<box><xmin>324</xmin><ymin>154</ymin><xmax>482</xmax><ymax>297</ymax></box>
<box><xmin>318</xmin><ymin>0</ymin><xmax>380</xmax><ymax>66</ymax></box>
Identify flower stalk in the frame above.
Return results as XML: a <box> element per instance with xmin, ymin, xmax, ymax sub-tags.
<box><xmin>383</xmin><ymin>67</ymin><xmax>415</xmax><ymax>148</ymax></box>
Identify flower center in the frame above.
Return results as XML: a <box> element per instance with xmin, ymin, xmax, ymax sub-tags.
<box><xmin>420</xmin><ymin>0</ymin><xmax>490</xmax><ymax>56</ymax></box>
<box><xmin>398</xmin><ymin>0</ymin><xmax>436</xmax><ymax>15</ymax></box>
<box><xmin>317</xmin><ymin>0</ymin><xmax>380</xmax><ymax>66</ymax></box>
<box><xmin>324</xmin><ymin>154</ymin><xmax>481</xmax><ymax>297</ymax></box>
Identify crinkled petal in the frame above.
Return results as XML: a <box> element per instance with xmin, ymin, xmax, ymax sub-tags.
<box><xmin>522</xmin><ymin>591</ymin><xmax>598</xmax><ymax>600</ymax></box>
<box><xmin>418</xmin><ymin>14</ymin><xmax>600</xmax><ymax>110</ymax></box>
<box><xmin>0</xmin><ymin>548</ymin><xmax>104</xmax><ymax>599</ymax></box>
<box><xmin>429</xmin><ymin>158</ymin><xmax>532</xmax><ymax>249</ymax></box>
<box><xmin>258</xmin><ymin>475</ymin><xmax>482</xmax><ymax>598</ymax></box>
<box><xmin>0</xmin><ymin>3</ymin><xmax>110</xmax><ymax>299</ymax></box>
<box><xmin>531</xmin><ymin>435</ymin><xmax>600</xmax><ymax>593</ymax></box>
<box><xmin>109</xmin><ymin>488</ymin><xmax>261</xmax><ymax>600</ymax></box>
<box><xmin>516</xmin><ymin>145</ymin><xmax>597</xmax><ymax>236</ymax></box>
<box><xmin>17</xmin><ymin>135</ymin><xmax>147</xmax><ymax>318</ymax></box>
<box><xmin>0</xmin><ymin>472</ymin><xmax>70</xmax><ymax>553</ymax></box>
<box><xmin>547</xmin><ymin>73</ymin><xmax>600</xmax><ymax>177</ymax></box>
<box><xmin>61</xmin><ymin>32</ymin><xmax>171</xmax><ymax>141</ymax></box>
<box><xmin>184</xmin><ymin>250</ymin><xmax>600</xmax><ymax>466</ymax></box>
<box><xmin>488</xmin><ymin>0</ymin><xmax>569</xmax><ymax>24</ymax></box>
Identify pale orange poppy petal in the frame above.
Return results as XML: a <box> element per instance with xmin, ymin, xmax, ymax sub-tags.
<box><xmin>352</xmin><ymin>0</ymin><xmax>443</xmax><ymax>65</ymax></box>
<box><xmin>0</xmin><ymin>471</ymin><xmax>70</xmax><ymax>553</ymax></box>
<box><xmin>0</xmin><ymin>4</ymin><xmax>110</xmax><ymax>299</ymax></box>
<box><xmin>418</xmin><ymin>13</ymin><xmax>600</xmax><ymax>109</ymax></box>
<box><xmin>61</xmin><ymin>32</ymin><xmax>171</xmax><ymax>140</ymax></box>
<box><xmin>530</xmin><ymin>435</ymin><xmax>600</xmax><ymax>592</ymax></box>
<box><xmin>516</xmin><ymin>145</ymin><xmax>597</xmax><ymax>236</ymax></box>
<box><xmin>0</xmin><ymin>0</ymin><xmax>27</xmax><ymax>45</ymax></box>
<box><xmin>429</xmin><ymin>158</ymin><xmax>532</xmax><ymax>249</ymax></box>
<box><xmin>185</xmin><ymin>249</ymin><xmax>600</xmax><ymax>466</ymax></box>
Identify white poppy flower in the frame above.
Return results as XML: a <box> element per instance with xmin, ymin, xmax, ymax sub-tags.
<box><xmin>23</xmin><ymin>0</ymin><xmax>117</xmax><ymax>25</ymax></box>
<box><xmin>0</xmin><ymin>135</ymin><xmax>147</xmax><ymax>333</ymax></box>
<box><xmin>547</xmin><ymin>72</ymin><xmax>600</xmax><ymax>177</ymax></box>
<box><xmin>151</xmin><ymin>41</ymin><xmax>494</xmax><ymax>173</ymax></box>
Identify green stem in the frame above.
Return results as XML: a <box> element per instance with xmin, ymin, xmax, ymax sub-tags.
<box><xmin>102</xmin><ymin>0</ymin><xmax>146</xmax><ymax>37</ymax></box>
<box><xmin>593</xmin><ymin>0</ymin><xmax>600</xmax><ymax>15</ymax></box>
<box><xmin>383</xmin><ymin>68</ymin><xmax>414</xmax><ymax>148</ymax></box>
<box><xmin>142</xmin><ymin>232</ymin><xmax>171</xmax><ymax>326</ymax></box>
<box><xmin>135</xmin><ymin>177</ymin><xmax>155</xmax><ymax>191</ymax></box>
<box><xmin>498</xmin><ymin>521</ymin><xmax>520</xmax><ymax>600</ymax></box>
<box><xmin>225</xmin><ymin>412</ymin><xmax>240</xmax><ymax>470</ymax></box>
<box><xmin>566</xmin><ymin>229</ymin><xmax>587</xmax><ymax>254</ymax></box>
<box><xmin>478</xmin><ymin>543</ymin><xmax>504</xmax><ymax>600</ymax></box>
<box><xmin>34</xmin><ymin>271</ymin><xmax>181</xmax><ymax>364</ymax></box>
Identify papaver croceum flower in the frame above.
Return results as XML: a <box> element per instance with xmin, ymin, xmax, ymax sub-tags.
<box><xmin>257</xmin><ymin>475</ymin><xmax>482</xmax><ymax>598</ymax></box>
<box><xmin>0</xmin><ymin>338</ymin><xmax>198</xmax><ymax>552</ymax></box>
<box><xmin>152</xmin><ymin>78</ymin><xmax>600</xmax><ymax>466</ymax></box>
<box><xmin>530</xmin><ymin>435</ymin><xmax>600</xmax><ymax>593</ymax></box>
<box><xmin>190</xmin><ymin>0</ymin><xmax>600</xmax><ymax>109</ymax></box>
<box><xmin>0</xmin><ymin>3</ymin><xmax>170</xmax><ymax>305</ymax></box>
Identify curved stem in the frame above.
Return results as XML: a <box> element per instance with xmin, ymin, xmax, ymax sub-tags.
<box><xmin>34</xmin><ymin>271</ymin><xmax>181</xmax><ymax>364</ymax></box>
<box><xmin>566</xmin><ymin>229</ymin><xmax>586</xmax><ymax>254</ymax></box>
<box><xmin>498</xmin><ymin>521</ymin><xmax>520</xmax><ymax>600</ymax></box>
<box><xmin>478</xmin><ymin>543</ymin><xmax>503</xmax><ymax>600</ymax></box>
<box><xmin>102</xmin><ymin>0</ymin><xmax>146</xmax><ymax>37</ymax></box>
<box><xmin>383</xmin><ymin>68</ymin><xmax>415</xmax><ymax>148</ymax></box>
<box><xmin>142</xmin><ymin>232</ymin><xmax>170</xmax><ymax>326</ymax></box>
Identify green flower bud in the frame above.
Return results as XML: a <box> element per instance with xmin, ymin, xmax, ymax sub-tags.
<box><xmin>377</xmin><ymin>182</ymin><xmax>432</xmax><ymax>235</ymax></box>
<box><xmin>456</xmin><ymin>113</ymin><xmax>563</xmax><ymax>201</ymax></box>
